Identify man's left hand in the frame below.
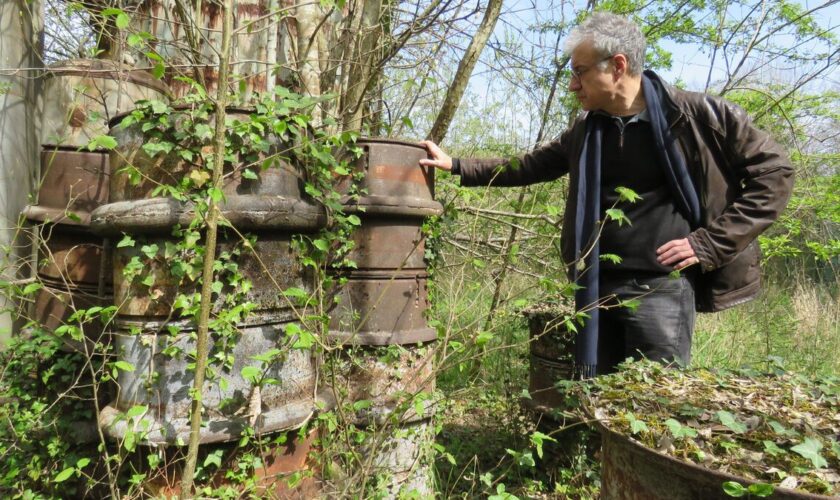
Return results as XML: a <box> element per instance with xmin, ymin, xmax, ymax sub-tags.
<box><xmin>656</xmin><ymin>238</ymin><xmax>699</xmax><ymax>271</ymax></box>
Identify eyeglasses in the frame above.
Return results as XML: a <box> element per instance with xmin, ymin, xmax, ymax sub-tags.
<box><xmin>570</xmin><ymin>55</ymin><xmax>615</xmax><ymax>80</ymax></box>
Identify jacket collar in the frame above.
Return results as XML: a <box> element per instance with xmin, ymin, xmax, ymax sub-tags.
<box><xmin>642</xmin><ymin>69</ymin><xmax>683</xmax><ymax>126</ymax></box>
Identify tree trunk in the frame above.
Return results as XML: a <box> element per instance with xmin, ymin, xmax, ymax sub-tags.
<box><xmin>426</xmin><ymin>0</ymin><xmax>502</xmax><ymax>144</ymax></box>
<box><xmin>0</xmin><ymin>0</ymin><xmax>42</xmax><ymax>346</ymax></box>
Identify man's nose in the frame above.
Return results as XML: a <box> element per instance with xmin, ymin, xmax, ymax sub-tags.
<box><xmin>568</xmin><ymin>77</ymin><xmax>581</xmax><ymax>91</ymax></box>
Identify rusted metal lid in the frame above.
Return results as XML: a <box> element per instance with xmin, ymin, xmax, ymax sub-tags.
<box><xmin>44</xmin><ymin>58</ymin><xmax>170</xmax><ymax>96</ymax></box>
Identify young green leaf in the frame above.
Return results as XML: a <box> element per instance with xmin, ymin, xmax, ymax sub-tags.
<box><xmin>791</xmin><ymin>437</ymin><xmax>828</xmax><ymax>468</ymax></box>
<box><xmin>716</xmin><ymin>410</ymin><xmax>747</xmax><ymax>434</ymax></box>
<box><xmin>722</xmin><ymin>481</ymin><xmax>747</xmax><ymax>497</ymax></box>
<box><xmin>54</xmin><ymin>467</ymin><xmax>76</xmax><ymax>483</ymax></box>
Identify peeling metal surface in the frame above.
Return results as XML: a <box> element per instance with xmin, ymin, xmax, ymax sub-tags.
<box><xmin>39</xmin><ymin>59</ymin><xmax>168</xmax><ymax>148</ymax></box>
<box><xmin>100</xmin><ymin>322</ymin><xmax>316</xmax><ymax>445</ymax></box>
<box><xmin>327</xmin><ymin>273</ymin><xmax>435</xmax><ymax>345</ymax></box>
<box><xmin>134</xmin><ymin>0</ymin><xmax>280</xmax><ymax>99</ymax></box>
<box><xmin>598</xmin><ymin>422</ymin><xmax>832</xmax><ymax>500</ymax></box>
<box><xmin>112</xmin><ymin>233</ymin><xmax>306</xmax><ymax>324</ymax></box>
<box><xmin>322</xmin><ymin>343</ymin><xmax>436</xmax><ymax>425</ymax></box>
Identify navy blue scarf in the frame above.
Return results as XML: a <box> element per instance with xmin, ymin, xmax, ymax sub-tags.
<box><xmin>573</xmin><ymin>71</ymin><xmax>700</xmax><ymax>378</ymax></box>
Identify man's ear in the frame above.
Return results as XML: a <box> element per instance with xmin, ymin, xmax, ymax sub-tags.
<box><xmin>613</xmin><ymin>54</ymin><xmax>629</xmax><ymax>78</ymax></box>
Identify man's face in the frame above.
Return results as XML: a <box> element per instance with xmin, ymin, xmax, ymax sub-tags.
<box><xmin>568</xmin><ymin>40</ymin><xmax>616</xmax><ymax>112</ymax></box>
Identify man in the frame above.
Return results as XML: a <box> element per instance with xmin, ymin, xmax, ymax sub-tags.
<box><xmin>419</xmin><ymin>12</ymin><xmax>794</xmax><ymax>376</ymax></box>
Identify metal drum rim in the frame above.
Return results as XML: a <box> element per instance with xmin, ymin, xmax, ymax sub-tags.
<box><xmin>326</xmin><ymin>327</ymin><xmax>438</xmax><ymax>346</ymax></box>
<box><xmin>23</xmin><ymin>205</ymin><xmax>93</xmax><ymax>226</ymax></box>
<box><xmin>90</xmin><ymin>195</ymin><xmax>327</xmax><ymax>234</ymax></box>
<box><xmin>356</xmin><ymin>137</ymin><xmax>428</xmax><ymax>151</ymax></box>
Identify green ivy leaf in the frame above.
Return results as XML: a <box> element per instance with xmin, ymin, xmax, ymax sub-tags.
<box><xmin>115</xmin><ymin>12</ymin><xmax>130</xmax><ymax>29</ymax></box>
<box><xmin>86</xmin><ymin>134</ymin><xmax>118</xmax><ymax>151</ymax></box>
<box><xmin>716</xmin><ymin>410</ymin><xmax>747</xmax><ymax>434</ymax></box>
<box><xmin>530</xmin><ymin>431</ymin><xmax>556</xmax><ymax>459</ymax></box>
<box><xmin>605</xmin><ymin>208</ymin><xmax>631</xmax><ymax>226</ymax></box>
<box><xmin>126</xmin><ymin>405</ymin><xmax>148</xmax><ymax>418</ymax></box>
<box><xmin>722</xmin><ymin>481</ymin><xmax>747</xmax><ymax>497</ymax></box>
<box><xmin>152</xmin><ymin>62</ymin><xmax>165</xmax><ymax>79</ymax></box>
<box><xmin>117</xmin><ymin>235</ymin><xmax>135</xmax><ymax>248</ymax></box>
<box><xmin>763</xmin><ymin>440</ymin><xmax>785</xmax><ymax>456</ymax></box>
<box><xmin>114</xmin><ymin>361</ymin><xmax>135</xmax><ymax>372</ymax></box>
<box><xmin>241</xmin><ymin>366</ymin><xmax>261</xmax><ymax>383</ymax></box>
<box><xmin>615</xmin><ymin>186</ymin><xmax>642</xmax><ymax>203</ymax></box>
<box><xmin>748</xmin><ymin>483</ymin><xmax>775</xmax><ymax>497</ymax></box>
<box><xmin>54</xmin><ymin>467</ymin><xmax>75</xmax><ymax>483</ymax></box>
<box><xmin>791</xmin><ymin>437</ymin><xmax>828</xmax><ymax>468</ymax></box>
<box><xmin>665</xmin><ymin>418</ymin><xmax>697</xmax><ymax>439</ymax></box>
<box><xmin>123</xmin><ymin>431</ymin><xmax>136</xmax><ymax>452</ymax></box>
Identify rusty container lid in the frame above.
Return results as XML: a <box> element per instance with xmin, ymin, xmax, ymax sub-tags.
<box><xmin>338</xmin><ymin>138</ymin><xmax>443</xmax><ymax>217</ymax></box>
<box><xmin>40</xmin><ymin>59</ymin><xmax>170</xmax><ymax>148</ymax></box>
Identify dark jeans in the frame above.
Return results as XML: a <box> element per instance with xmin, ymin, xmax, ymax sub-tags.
<box><xmin>597</xmin><ymin>274</ymin><xmax>696</xmax><ymax>375</ymax></box>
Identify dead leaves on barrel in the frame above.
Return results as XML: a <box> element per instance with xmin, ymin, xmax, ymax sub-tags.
<box><xmin>586</xmin><ymin>360</ymin><xmax>840</xmax><ymax>496</ymax></box>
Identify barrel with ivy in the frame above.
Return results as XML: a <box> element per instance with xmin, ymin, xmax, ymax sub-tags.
<box><xmin>91</xmin><ymin>98</ymin><xmax>327</xmax><ymax>445</ymax></box>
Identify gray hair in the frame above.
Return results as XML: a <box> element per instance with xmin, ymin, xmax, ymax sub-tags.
<box><xmin>563</xmin><ymin>12</ymin><xmax>646</xmax><ymax>75</ymax></box>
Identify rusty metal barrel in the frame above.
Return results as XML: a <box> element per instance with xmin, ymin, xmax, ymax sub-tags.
<box><xmin>521</xmin><ymin>305</ymin><xmax>600</xmax><ymax>468</ymax></box>
<box><xmin>596</xmin><ymin>419</ymin><xmax>833</xmax><ymax>500</ymax></box>
<box><xmin>23</xmin><ymin>60</ymin><xmax>169</xmax><ymax>350</ymax></box>
<box><xmin>521</xmin><ymin>305</ymin><xmax>576</xmax><ymax>415</ymax></box>
<box><xmin>92</xmin><ymin>107</ymin><xmax>326</xmax><ymax>445</ymax></box>
<box><xmin>322</xmin><ymin>139</ymin><xmax>441</xmax><ymax>497</ymax></box>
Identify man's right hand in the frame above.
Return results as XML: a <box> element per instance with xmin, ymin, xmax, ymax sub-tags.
<box><xmin>419</xmin><ymin>140</ymin><xmax>453</xmax><ymax>171</ymax></box>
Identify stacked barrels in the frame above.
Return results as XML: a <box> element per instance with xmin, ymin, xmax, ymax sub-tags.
<box><xmin>91</xmin><ymin>108</ymin><xmax>325</xmax><ymax>449</ymax></box>
<box><xmin>323</xmin><ymin>139</ymin><xmax>442</xmax><ymax>497</ymax></box>
<box><xmin>22</xmin><ymin>59</ymin><xmax>169</xmax><ymax>351</ymax></box>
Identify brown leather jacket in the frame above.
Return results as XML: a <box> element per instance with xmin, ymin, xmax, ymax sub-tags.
<box><xmin>457</xmin><ymin>72</ymin><xmax>794</xmax><ymax>312</ymax></box>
